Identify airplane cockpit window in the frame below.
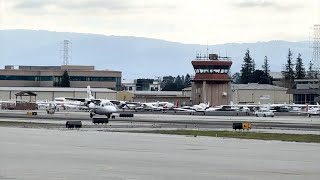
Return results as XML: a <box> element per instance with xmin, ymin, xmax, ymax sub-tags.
<box><xmin>105</xmin><ymin>102</ymin><xmax>112</xmax><ymax>106</ymax></box>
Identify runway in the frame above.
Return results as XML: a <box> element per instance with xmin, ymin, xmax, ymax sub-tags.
<box><xmin>0</xmin><ymin>110</ymin><xmax>320</xmax><ymax>133</ymax></box>
<box><xmin>1</xmin><ymin>127</ymin><xmax>319</xmax><ymax>180</ymax></box>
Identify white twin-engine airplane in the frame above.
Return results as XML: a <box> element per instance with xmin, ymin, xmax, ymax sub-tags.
<box><xmin>72</xmin><ymin>86</ymin><xmax>121</xmax><ymax>118</ymax></box>
<box><xmin>43</xmin><ymin>86</ymin><xmax>123</xmax><ymax>118</ymax></box>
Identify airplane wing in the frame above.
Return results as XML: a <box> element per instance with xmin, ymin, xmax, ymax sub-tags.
<box><xmin>64</xmin><ymin>97</ymin><xmax>87</xmax><ymax>102</ymax></box>
<box><xmin>125</xmin><ymin>102</ymin><xmax>142</xmax><ymax>105</ymax></box>
<box><xmin>109</xmin><ymin>100</ymin><xmax>126</xmax><ymax>105</ymax></box>
<box><xmin>173</xmin><ymin>107</ymin><xmax>196</xmax><ymax>112</ymax></box>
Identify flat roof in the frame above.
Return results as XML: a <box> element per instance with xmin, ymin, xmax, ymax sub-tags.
<box><xmin>134</xmin><ymin>91</ymin><xmax>183</xmax><ymax>96</ymax></box>
<box><xmin>192</xmin><ymin>60</ymin><xmax>232</xmax><ymax>67</ymax></box>
<box><xmin>0</xmin><ymin>87</ymin><xmax>116</xmax><ymax>93</ymax></box>
<box><xmin>287</xmin><ymin>89</ymin><xmax>320</xmax><ymax>95</ymax></box>
<box><xmin>232</xmin><ymin>84</ymin><xmax>288</xmax><ymax>91</ymax></box>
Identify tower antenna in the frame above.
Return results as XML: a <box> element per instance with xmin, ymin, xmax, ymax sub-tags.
<box><xmin>206</xmin><ymin>41</ymin><xmax>209</xmax><ymax>60</ymax></box>
<box><xmin>61</xmin><ymin>40</ymin><xmax>72</xmax><ymax>65</ymax></box>
<box><xmin>311</xmin><ymin>24</ymin><xmax>320</xmax><ymax>76</ymax></box>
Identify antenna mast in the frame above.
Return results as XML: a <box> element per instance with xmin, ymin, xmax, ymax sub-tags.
<box><xmin>311</xmin><ymin>24</ymin><xmax>320</xmax><ymax>75</ymax></box>
<box><xmin>61</xmin><ymin>40</ymin><xmax>71</xmax><ymax>65</ymax></box>
<box><xmin>206</xmin><ymin>41</ymin><xmax>209</xmax><ymax>60</ymax></box>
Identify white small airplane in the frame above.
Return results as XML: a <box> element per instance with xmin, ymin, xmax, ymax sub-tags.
<box><xmin>299</xmin><ymin>103</ymin><xmax>320</xmax><ymax>117</ymax></box>
<box><xmin>36</xmin><ymin>97</ymin><xmax>88</xmax><ymax>111</ymax></box>
<box><xmin>38</xmin><ymin>86</ymin><xmax>121</xmax><ymax>118</ymax></box>
<box><xmin>125</xmin><ymin>101</ymin><xmax>178</xmax><ymax>112</ymax></box>
<box><xmin>205</xmin><ymin>101</ymin><xmax>251</xmax><ymax>112</ymax></box>
<box><xmin>80</xmin><ymin>86</ymin><xmax>123</xmax><ymax>118</ymax></box>
<box><xmin>173</xmin><ymin>102</ymin><xmax>210</xmax><ymax>114</ymax></box>
<box><xmin>88</xmin><ymin>100</ymin><xmax>118</xmax><ymax>118</ymax></box>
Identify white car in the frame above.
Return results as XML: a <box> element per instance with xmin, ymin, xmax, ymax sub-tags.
<box><xmin>254</xmin><ymin>109</ymin><xmax>274</xmax><ymax>117</ymax></box>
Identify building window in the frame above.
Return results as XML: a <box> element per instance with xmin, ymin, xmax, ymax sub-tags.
<box><xmin>69</xmin><ymin>76</ymin><xmax>118</xmax><ymax>82</ymax></box>
<box><xmin>294</xmin><ymin>94</ymin><xmax>318</xmax><ymax>104</ymax></box>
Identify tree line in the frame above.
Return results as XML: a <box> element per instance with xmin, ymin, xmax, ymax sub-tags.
<box><xmin>234</xmin><ymin>48</ymin><xmax>312</xmax><ymax>88</ymax></box>
<box><xmin>161</xmin><ymin>74</ymin><xmax>192</xmax><ymax>91</ymax></box>
<box><xmin>281</xmin><ymin>49</ymin><xmax>314</xmax><ymax>88</ymax></box>
<box><xmin>233</xmin><ymin>49</ymin><xmax>272</xmax><ymax>84</ymax></box>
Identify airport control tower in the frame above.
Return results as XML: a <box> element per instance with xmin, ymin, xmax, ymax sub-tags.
<box><xmin>191</xmin><ymin>54</ymin><xmax>232</xmax><ymax>106</ymax></box>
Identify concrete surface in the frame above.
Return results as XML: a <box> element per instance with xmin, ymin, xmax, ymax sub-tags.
<box><xmin>1</xmin><ymin>127</ymin><xmax>320</xmax><ymax>180</ymax></box>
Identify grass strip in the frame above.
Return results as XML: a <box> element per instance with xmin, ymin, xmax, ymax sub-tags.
<box><xmin>133</xmin><ymin>129</ymin><xmax>320</xmax><ymax>143</ymax></box>
<box><xmin>0</xmin><ymin>121</ymin><xmax>62</xmax><ymax>128</ymax></box>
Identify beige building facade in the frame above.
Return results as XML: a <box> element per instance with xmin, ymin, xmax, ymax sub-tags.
<box><xmin>0</xmin><ymin>65</ymin><xmax>122</xmax><ymax>90</ymax></box>
<box><xmin>231</xmin><ymin>84</ymin><xmax>292</xmax><ymax>104</ymax></box>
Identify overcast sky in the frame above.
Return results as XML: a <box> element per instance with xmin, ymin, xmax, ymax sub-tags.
<box><xmin>1</xmin><ymin>0</ymin><xmax>319</xmax><ymax>44</ymax></box>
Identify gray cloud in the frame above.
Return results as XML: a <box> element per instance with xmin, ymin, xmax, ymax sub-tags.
<box><xmin>13</xmin><ymin>0</ymin><xmax>176</xmax><ymax>13</ymax></box>
<box><xmin>14</xmin><ymin>0</ymin><xmax>54</xmax><ymax>9</ymax></box>
<box><xmin>232</xmin><ymin>0</ymin><xmax>300</xmax><ymax>10</ymax></box>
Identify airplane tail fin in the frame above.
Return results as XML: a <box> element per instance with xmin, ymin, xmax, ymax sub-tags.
<box><xmin>87</xmin><ymin>85</ymin><xmax>94</xmax><ymax>100</ymax></box>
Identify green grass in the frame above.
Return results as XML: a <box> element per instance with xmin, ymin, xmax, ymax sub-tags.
<box><xmin>0</xmin><ymin>121</ymin><xmax>62</xmax><ymax>128</ymax></box>
<box><xmin>133</xmin><ymin>129</ymin><xmax>320</xmax><ymax>143</ymax></box>
<box><xmin>1</xmin><ymin>121</ymin><xmax>319</xmax><ymax>143</ymax></box>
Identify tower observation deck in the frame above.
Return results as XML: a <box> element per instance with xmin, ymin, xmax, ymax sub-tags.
<box><xmin>191</xmin><ymin>54</ymin><xmax>232</xmax><ymax>106</ymax></box>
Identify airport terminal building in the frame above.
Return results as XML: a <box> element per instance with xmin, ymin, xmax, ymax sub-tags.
<box><xmin>0</xmin><ymin>87</ymin><xmax>117</xmax><ymax>102</ymax></box>
<box><xmin>0</xmin><ymin>65</ymin><xmax>122</xmax><ymax>90</ymax></box>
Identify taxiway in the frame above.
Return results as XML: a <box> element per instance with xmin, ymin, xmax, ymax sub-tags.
<box><xmin>1</xmin><ymin>127</ymin><xmax>319</xmax><ymax>180</ymax></box>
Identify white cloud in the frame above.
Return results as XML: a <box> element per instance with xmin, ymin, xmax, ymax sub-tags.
<box><xmin>1</xmin><ymin>0</ymin><xmax>317</xmax><ymax>44</ymax></box>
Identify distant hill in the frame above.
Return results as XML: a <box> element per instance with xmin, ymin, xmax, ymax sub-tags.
<box><xmin>0</xmin><ymin>30</ymin><xmax>312</xmax><ymax>79</ymax></box>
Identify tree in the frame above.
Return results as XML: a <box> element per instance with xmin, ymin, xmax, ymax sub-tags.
<box><xmin>251</xmin><ymin>70</ymin><xmax>270</xmax><ymax>84</ymax></box>
<box><xmin>232</xmin><ymin>72</ymin><xmax>241</xmax><ymax>84</ymax></box>
<box><xmin>161</xmin><ymin>82</ymin><xmax>178</xmax><ymax>91</ymax></box>
<box><xmin>61</xmin><ymin>70</ymin><xmax>70</xmax><ymax>87</ymax></box>
<box><xmin>240</xmin><ymin>49</ymin><xmax>255</xmax><ymax>84</ymax></box>
<box><xmin>161</xmin><ymin>76</ymin><xmax>175</xmax><ymax>89</ymax></box>
<box><xmin>261</xmin><ymin>56</ymin><xmax>272</xmax><ymax>84</ymax></box>
<box><xmin>295</xmin><ymin>53</ymin><xmax>305</xmax><ymax>79</ymax></box>
<box><xmin>262</xmin><ymin>56</ymin><xmax>270</xmax><ymax>77</ymax></box>
<box><xmin>175</xmin><ymin>75</ymin><xmax>184</xmax><ymax>90</ymax></box>
<box><xmin>308</xmin><ymin>61</ymin><xmax>314</xmax><ymax>79</ymax></box>
<box><xmin>181</xmin><ymin>75</ymin><xmax>185</xmax><ymax>85</ymax></box>
<box><xmin>252</xmin><ymin>58</ymin><xmax>256</xmax><ymax>72</ymax></box>
<box><xmin>184</xmin><ymin>73</ymin><xmax>192</xmax><ymax>87</ymax></box>
<box><xmin>161</xmin><ymin>75</ymin><xmax>186</xmax><ymax>91</ymax></box>
<box><xmin>282</xmin><ymin>49</ymin><xmax>295</xmax><ymax>88</ymax></box>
